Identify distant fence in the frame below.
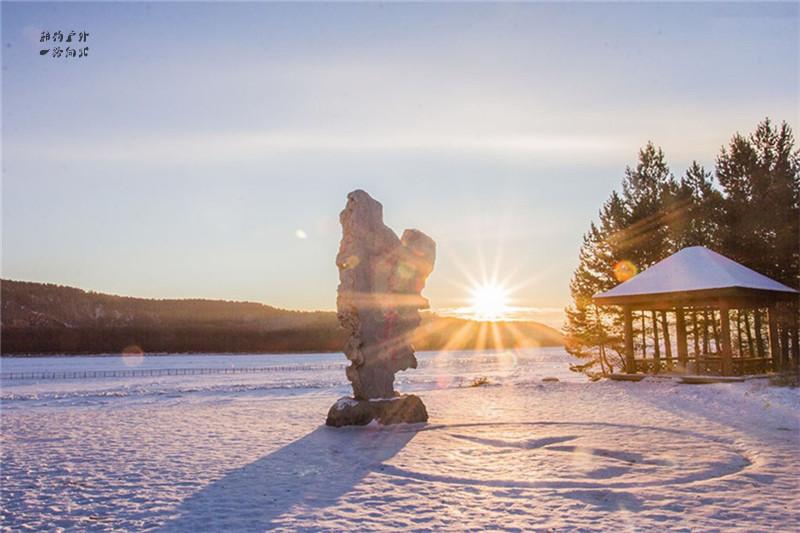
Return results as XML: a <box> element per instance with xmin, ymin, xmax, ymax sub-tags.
<box><xmin>0</xmin><ymin>363</ymin><xmax>349</xmax><ymax>381</ymax></box>
<box><xmin>0</xmin><ymin>354</ymin><xmax>505</xmax><ymax>381</ymax></box>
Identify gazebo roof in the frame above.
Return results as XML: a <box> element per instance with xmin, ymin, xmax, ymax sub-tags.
<box><xmin>594</xmin><ymin>246</ymin><xmax>798</xmax><ymax>307</ymax></box>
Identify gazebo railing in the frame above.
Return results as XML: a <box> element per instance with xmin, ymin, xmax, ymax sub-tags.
<box><xmin>632</xmin><ymin>355</ymin><xmax>773</xmax><ymax>375</ymax></box>
<box><xmin>731</xmin><ymin>357</ymin><xmax>773</xmax><ymax>375</ymax></box>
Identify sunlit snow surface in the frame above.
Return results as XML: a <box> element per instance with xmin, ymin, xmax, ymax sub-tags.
<box><xmin>1</xmin><ymin>348</ymin><xmax>798</xmax><ymax>531</ymax></box>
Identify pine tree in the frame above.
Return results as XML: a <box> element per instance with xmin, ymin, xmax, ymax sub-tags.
<box><xmin>565</xmin><ymin>220</ymin><xmax>622</xmax><ymax>373</ymax></box>
<box><xmin>564</xmin><ymin>143</ymin><xmax>677</xmax><ymax>373</ymax></box>
<box><xmin>615</xmin><ymin>142</ymin><xmax>676</xmax><ymax>272</ymax></box>
<box><xmin>717</xmin><ymin>119</ymin><xmax>800</xmax><ymax>288</ymax></box>
<box><xmin>671</xmin><ymin>161</ymin><xmax>723</xmax><ymax>249</ymax></box>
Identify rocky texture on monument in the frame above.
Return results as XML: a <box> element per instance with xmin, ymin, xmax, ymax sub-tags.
<box><xmin>326</xmin><ymin>190</ymin><xmax>436</xmax><ymax>427</ymax></box>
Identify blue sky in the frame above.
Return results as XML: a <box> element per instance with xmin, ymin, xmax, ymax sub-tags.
<box><xmin>2</xmin><ymin>2</ymin><xmax>798</xmax><ymax>327</ymax></box>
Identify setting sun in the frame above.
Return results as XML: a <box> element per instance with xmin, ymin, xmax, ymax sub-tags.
<box><xmin>469</xmin><ymin>283</ymin><xmax>510</xmax><ymax>321</ymax></box>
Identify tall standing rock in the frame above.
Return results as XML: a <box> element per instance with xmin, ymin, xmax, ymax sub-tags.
<box><xmin>326</xmin><ymin>190</ymin><xmax>435</xmax><ymax>426</ymax></box>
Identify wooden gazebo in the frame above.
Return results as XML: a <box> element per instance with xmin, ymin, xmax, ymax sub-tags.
<box><xmin>594</xmin><ymin>247</ymin><xmax>799</xmax><ymax>376</ymax></box>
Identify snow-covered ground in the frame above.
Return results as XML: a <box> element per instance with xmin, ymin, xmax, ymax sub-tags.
<box><xmin>1</xmin><ymin>348</ymin><xmax>798</xmax><ymax>531</ymax></box>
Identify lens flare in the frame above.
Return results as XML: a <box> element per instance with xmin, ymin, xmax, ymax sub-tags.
<box><xmin>613</xmin><ymin>260</ymin><xmax>638</xmax><ymax>282</ymax></box>
<box><xmin>122</xmin><ymin>345</ymin><xmax>144</xmax><ymax>367</ymax></box>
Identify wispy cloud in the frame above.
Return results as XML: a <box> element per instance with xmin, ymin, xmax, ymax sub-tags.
<box><xmin>10</xmin><ymin>131</ymin><xmax>630</xmax><ymax>165</ymax></box>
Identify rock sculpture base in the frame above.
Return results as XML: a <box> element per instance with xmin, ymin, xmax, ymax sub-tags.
<box><xmin>325</xmin><ymin>395</ymin><xmax>428</xmax><ymax>427</ymax></box>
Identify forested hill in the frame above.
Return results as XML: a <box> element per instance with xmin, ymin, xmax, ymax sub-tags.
<box><xmin>0</xmin><ymin>279</ymin><xmax>564</xmax><ymax>355</ymax></box>
<box><xmin>1</xmin><ymin>279</ymin><xmax>330</xmax><ymax>330</ymax></box>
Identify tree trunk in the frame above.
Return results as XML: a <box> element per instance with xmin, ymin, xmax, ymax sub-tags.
<box><xmin>598</xmin><ymin>344</ymin><xmax>608</xmax><ymax>375</ymax></box>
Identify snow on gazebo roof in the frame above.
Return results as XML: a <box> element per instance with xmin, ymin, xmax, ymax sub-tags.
<box><xmin>594</xmin><ymin>246</ymin><xmax>798</xmax><ymax>301</ymax></box>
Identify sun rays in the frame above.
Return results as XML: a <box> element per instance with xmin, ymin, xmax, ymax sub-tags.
<box><xmin>374</xmin><ymin>208</ymin><xmax>559</xmax><ymax>389</ymax></box>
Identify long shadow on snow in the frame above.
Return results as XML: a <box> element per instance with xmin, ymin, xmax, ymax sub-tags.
<box><xmin>160</xmin><ymin>423</ymin><xmax>418</xmax><ymax>532</ymax></box>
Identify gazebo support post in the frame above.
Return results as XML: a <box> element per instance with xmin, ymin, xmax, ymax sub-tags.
<box><xmin>641</xmin><ymin>311</ymin><xmax>647</xmax><ymax>359</ymax></box>
<box><xmin>743</xmin><ymin>310</ymin><xmax>754</xmax><ymax>357</ymax></box>
<box><xmin>779</xmin><ymin>321</ymin><xmax>790</xmax><ymax>371</ymax></box>
<box><xmin>623</xmin><ymin>306</ymin><xmax>635</xmax><ymax>373</ymax></box>
<box><xmin>768</xmin><ymin>305</ymin><xmax>781</xmax><ymax>372</ymax></box>
<box><xmin>675</xmin><ymin>308</ymin><xmax>688</xmax><ymax>371</ymax></box>
<box><xmin>793</xmin><ymin>301</ymin><xmax>799</xmax><ymax>368</ymax></box>
<box><xmin>711</xmin><ymin>310</ymin><xmax>721</xmax><ymax>353</ymax></box>
<box><xmin>661</xmin><ymin>310</ymin><xmax>672</xmax><ymax>369</ymax></box>
<box><xmin>735</xmin><ymin>311</ymin><xmax>744</xmax><ymax>357</ymax></box>
<box><xmin>692</xmin><ymin>311</ymin><xmax>700</xmax><ymax>357</ymax></box>
<box><xmin>651</xmin><ymin>311</ymin><xmax>661</xmax><ymax>373</ymax></box>
<box><xmin>719</xmin><ymin>303</ymin><xmax>733</xmax><ymax>376</ymax></box>
<box><xmin>791</xmin><ymin>323</ymin><xmax>799</xmax><ymax>369</ymax></box>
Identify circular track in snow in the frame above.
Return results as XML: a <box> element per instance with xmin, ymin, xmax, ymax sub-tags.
<box><xmin>381</xmin><ymin>421</ymin><xmax>751</xmax><ymax>489</ymax></box>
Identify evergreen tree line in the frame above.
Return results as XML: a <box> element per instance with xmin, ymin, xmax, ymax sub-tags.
<box><xmin>564</xmin><ymin>118</ymin><xmax>799</xmax><ymax>374</ymax></box>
